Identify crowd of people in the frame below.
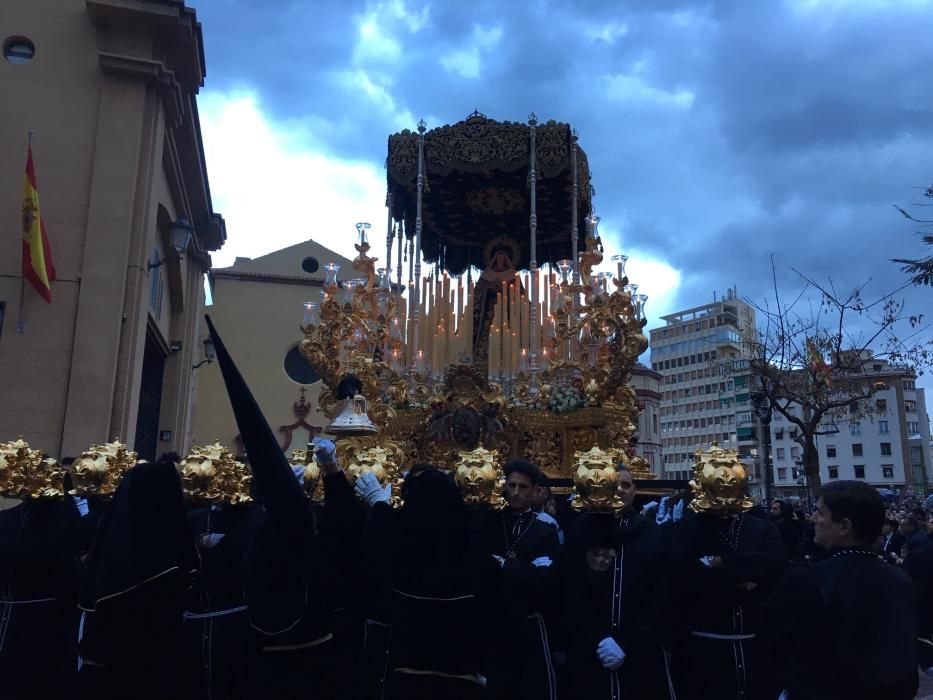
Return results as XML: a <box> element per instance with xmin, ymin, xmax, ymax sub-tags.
<box><xmin>0</xmin><ymin>319</ymin><xmax>928</xmax><ymax>700</ymax></box>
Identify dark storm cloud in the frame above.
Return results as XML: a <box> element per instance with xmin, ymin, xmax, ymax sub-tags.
<box><xmin>192</xmin><ymin>0</ymin><xmax>933</xmax><ymax>321</ymax></box>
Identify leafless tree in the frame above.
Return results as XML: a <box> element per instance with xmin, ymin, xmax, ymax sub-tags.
<box><xmin>893</xmin><ymin>184</ymin><xmax>933</xmax><ymax>286</ymax></box>
<box><xmin>744</xmin><ymin>256</ymin><xmax>932</xmax><ymax>489</ymax></box>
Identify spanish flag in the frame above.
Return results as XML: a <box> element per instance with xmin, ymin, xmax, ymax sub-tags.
<box><xmin>22</xmin><ymin>143</ymin><xmax>56</xmax><ymax>303</ymax></box>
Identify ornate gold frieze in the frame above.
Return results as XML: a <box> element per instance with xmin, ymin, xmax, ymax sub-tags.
<box><xmin>178</xmin><ymin>441</ymin><xmax>253</xmax><ymax>505</ymax></box>
<box><xmin>689</xmin><ymin>442</ymin><xmax>754</xmax><ymax>516</ymax></box>
<box><xmin>0</xmin><ymin>437</ymin><xmax>67</xmax><ymax>499</ymax></box>
<box><xmin>71</xmin><ymin>439</ymin><xmax>137</xmax><ymax>499</ymax></box>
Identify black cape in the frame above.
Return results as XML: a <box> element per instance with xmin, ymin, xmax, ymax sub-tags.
<box><xmin>77</xmin><ymin>461</ymin><xmax>200</xmax><ymax>700</ymax></box>
<box><xmin>765</xmin><ymin>548</ymin><xmax>919</xmax><ymax>700</ymax></box>
<box><xmin>0</xmin><ymin>497</ymin><xmax>81</xmax><ymax>700</ymax></box>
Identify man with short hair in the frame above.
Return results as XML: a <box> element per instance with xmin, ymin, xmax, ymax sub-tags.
<box><xmin>765</xmin><ymin>481</ymin><xmax>919</xmax><ymax>700</ymax></box>
<box><xmin>900</xmin><ymin>516</ymin><xmax>928</xmax><ymax>555</ymax></box>
<box><xmin>472</xmin><ymin>458</ymin><xmax>560</xmax><ymax>700</ymax></box>
<box><xmin>881</xmin><ymin>517</ymin><xmax>905</xmax><ymax>564</ymax></box>
<box><xmin>563</xmin><ymin>466</ymin><xmax>670</xmax><ymax>699</ymax></box>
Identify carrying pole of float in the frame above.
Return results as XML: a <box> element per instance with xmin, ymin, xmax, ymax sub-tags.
<box><xmin>528</xmin><ymin>113</ymin><xmax>540</xmax><ymax>395</ymax></box>
<box><xmin>386</xmin><ymin>190</ymin><xmax>394</xmax><ymax>286</ymax></box>
<box><xmin>411</xmin><ymin>119</ymin><xmax>426</xmax><ymax>375</ymax></box>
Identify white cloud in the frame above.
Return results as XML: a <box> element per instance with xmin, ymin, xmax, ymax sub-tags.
<box><xmin>199</xmin><ymin>91</ymin><xmax>388</xmax><ymax>269</ymax></box>
<box><xmin>790</xmin><ymin>0</ymin><xmax>930</xmax><ymax>13</ymax></box>
<box><xmin>353</xmin><ymin>1</ymin><xmax>430</xmax><ymax>64</ymax></box>
<box><xmin>585</xmin><ymin>21</ymin><xmax>629</xmax><ymax>44</ymax></box>
<box><xmin>440</xmin><ymin>24</ymin><xmax>503</xmax><ymax>79</ymax></box>
<box><xmin>332</xmin><ymin>68</ymin><xmax>416</xmax><ymax>130</ymax></box>
<box><xmin>604</xmin><ymin>73</ymin><xmax>695</xmax><ymax>109</ymax></box>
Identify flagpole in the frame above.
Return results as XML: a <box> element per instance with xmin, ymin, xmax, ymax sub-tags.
<box><xmin>17</xmin><ymin>132</ymin><xmax>35</xmax><ymax>333</ymax></box>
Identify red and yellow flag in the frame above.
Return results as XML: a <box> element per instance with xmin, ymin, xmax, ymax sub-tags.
<box><xmin>22</xmin><ymin>143</ymin><xmax>56</xmax><ymax>303</ymax></box>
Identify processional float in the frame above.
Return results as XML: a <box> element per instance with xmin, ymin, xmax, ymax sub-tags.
<box><xmin>294</xmin><ymin>112</ymin><xmax>656</xmax><ymax>509</ymax></box>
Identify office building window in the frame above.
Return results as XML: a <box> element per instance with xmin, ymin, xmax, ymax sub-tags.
<box><xmin>849</xmin><ymin>422</ymin><xmax>861</xmax><ymax>436</ymax></box>
<box><xmin>854</xmin><ymin>465</ymin><xmax>865</xmax><ymax>479</ymax></box>
<box><xmin>880</xmin><ymin>442</ymin><xmax>892</xmax><ymax>456</ymax></box>
<box><xmin>905</xmin><ymin>400</ymin><xmax>917</xmax><ymax>413</ymax></box>
<box><xmin>852</xmin><ymin>443</ymin><xmax>863</xmax><ymax>457</ymax></box>
<box><xmin>777</xmin><ymin>467</ymin><xmax>787</xmax><ymax>481</ymax></box>
<box><xmin>908</xmin><ymin>422</ymin><xmax>919</xmax><ymax>434</ymax></box>
<box><xmin>876</xmin><ymin>399</ymin><xmax>887</xmax><ymax>412</ymax></box>
<box><xmin>826</xmin><ymin>445</ymin><xmax>836</xmax><ymax>458</ymax></box>
<box><xmin>776</xmin><ymin>448</ymin><xmax>785</xmax><ymax>459</ymax></box>
<box><xmin>882</xmin><ymin>465</ymin><xmax>894</xmax><ymax>479</ymax></box>
<box><xmin>828</xmin><ymin>466</ymin><xmax>839</xmax><ymax>479</ymax></box>
<box><xmin>904</xmin><ymin>380</ymin><xmax>915</xmax><ymax>391</ymax></box>
<box><xmin>878</xmin><ymin>420</ymin><xmax>889</xmax><ymax>434</ymax></box>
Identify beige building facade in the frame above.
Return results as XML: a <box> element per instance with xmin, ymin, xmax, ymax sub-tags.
<box><xmin>192</xmin><ymin>241</ymin><xmax>354</xmax><ymax>456</ymax></box>
<box><xmin>630</xmin><ymin>363</ymin><xmax>663</xmax><ymax>476</ymax></box>
<box><xmin>0</xmin><ymin>0</ymin><xmax>224</xmax><ymax>460</ymax></box>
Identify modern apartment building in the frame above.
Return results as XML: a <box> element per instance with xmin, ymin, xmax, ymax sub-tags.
<box><xmin>649</xmin><ymin>288</ymin><xmax>761</xmax><ymax>491</ymax></box>
<box><xmin>768</xmin><ymin>361</ymin><xmax>932</xmax><ymax>497</ymax></box>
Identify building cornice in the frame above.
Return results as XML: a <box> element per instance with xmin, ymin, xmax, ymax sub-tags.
<box><xmin>211</xmin><ymin>269</ymin><xmax>326</xmax><ymax>287</ymax></box>
<box><xmin>98</xmin><ymin>52</ymin><xmax>184</xmax><ymax>127</ymax></box>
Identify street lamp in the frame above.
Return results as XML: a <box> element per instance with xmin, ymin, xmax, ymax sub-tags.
<box><xmin>149</xmin><ymin>218</ymin><xmax>194</xmax><ymax>271</ymax></box>
<box><xmin>192</xmin><ymin>337</ymin><xmax>215</xmax><ymax>369</ymax></box>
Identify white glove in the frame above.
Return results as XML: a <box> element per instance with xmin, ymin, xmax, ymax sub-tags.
<box><xmin>491</xmin><ymin>554</ymin><xmax>506</xmax><ymax>567</ymax></box>
<box><xmin>699</xmin><ymin>555</ymin><xmax>714</xmax><ymax>568</ymax></box>
<box><xmin>531</xmin><ymin>556</ymin><xmax>553</xmax><ymax>568</ymax></box>
<box><xmin>312</xmin><ymin>438</ymin><xmax>337</xmax><ymax>466</ymax></box>
<box><xmin>656</xmin><ymin>496</ymin><xmax>671</xmax><ymax>524</ymax></box>
<box><xmin>355</xmin><ymin>471</ymin><xmax>391</xmax><ymax>507</ymax></box>
<box><xmin>597</xmin><ymin>636</ymin><xmax>626</xmax><ymax>669</ymax></box>
<box><xmin>642</xmin><ymin>501</ymin><xmax>659</xmax><ymax>517</ymax></box>
<box><xmin>200</xmin><ymin>533</ymin><xmax>226</xmax><ymax>549</ymax></box>
<box><xmin>672</xmin><ymin>500</ymin><xmax>685</xmax><ymax>522</ymax></box>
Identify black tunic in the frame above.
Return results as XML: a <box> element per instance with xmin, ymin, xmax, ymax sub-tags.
<box><xmin>471</xmin><ymin>508</ymin><xmax>561</xmax><ymax>700</ymax></box>
<box><xmin>184</xmin><ymin>503</ymin><xmax>264</xmax><ymax>700</ymax></box>
<box><xmin>363</xmin><ymin>470</ymin><xmax>494</xmax><ymax>700</ymax></box>
<box><xmin>562</xmin><ymin>511</ymin><xmax>671</xmax><ymax>700</ymax></box>
<box><xmin>765</xmin><ymin>548</ymin><xmax>919</xmax><ymax>700</ymax></box>
<box><xmin>0</xmin><ymin>498</ymin><xmax>81</xmax><ymax>700</ymax></box>
<box><xmin>667</xmin><ymin>511</ymin><xmax>787</xmax><ymax>700</ymax></box>
<box><xmin>77</xmin><ymin>461</ymin><xmax>200</xmax><ymax>700</ymax></box>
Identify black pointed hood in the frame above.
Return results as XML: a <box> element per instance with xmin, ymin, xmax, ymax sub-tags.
<box><xmin>204</xmin><ymin>315</ymin><xmax>308</xmax><ymax>531</ymax></box>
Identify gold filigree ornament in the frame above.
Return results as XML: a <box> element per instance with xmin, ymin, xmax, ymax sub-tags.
<box><xmin>0</xmin><ymin>437</ymin><xmax>67</xmax><ymax>499</ymax></box>
<box><xmin>336</xmin><ymin>440</ymin><xmax>405</xmax><ymax>507</ymax></box>
<box><xmin>178</xmin><ymin>442</ymin><xmax>253</xmax><ymax>505</ymax></box>
<box><xmin>688</xmin><ymin>442</ymin><xmax>754</xmax><ymax>516</ymax></box>
<box><xmin>289</xmin><ymin>448</ymin><xmax>325</xmax><ymax>503</ymax></box>
<box><xmin>570</xmin><ymin>446</ymin><xmax>625</xmax><ymax>514</ymax></box>
<box><xmin>453</xmin><ymin>447</ymin><xmax>505</xmax><ymax>508</ymax></box>
<box><xmin>71</xmin><ymin>439</ymin><xmax>137</xmax><ymax>499</ymax></box>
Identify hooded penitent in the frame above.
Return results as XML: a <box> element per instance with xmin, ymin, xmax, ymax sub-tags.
<box><xmin>204</xmin><ymin>316</ymin><xmax>322</xmax><ymax>638</ymax></box>
<box><xmin>79</xmin><ymin>460</ymin><xmax>198</xmax><ymax>611</ymax></box>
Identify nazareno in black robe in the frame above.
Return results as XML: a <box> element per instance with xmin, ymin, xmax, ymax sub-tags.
<box><xmin>667</xmin><ymin>510</ymin><xmax>787</xmax><ymax>700</ymax></box>
<box><xmin>0</xmin><ymin>495</ymin><xmax>82</xmax><ymax>700</ymax></box>
<box><xmin>364</xmin><ymin>468</ymin><xmax>497</xmax><ymax>700</ymax></box>
<box><xmin>562</xmin><ymin>511</ymin><xmax>672</xmax><ymax>700</ymax></box>
<box><xmin>470</xmin><ymin>506</ymin><xmax>560</xmax><ymax>700</ymax></box>
<box><xmin>77</xmin><ymin>460</ymin><xmax>200</xmax><ymax>700</ymax></box>
<box><xmin>206</xmin><ymin>315</ymin><xmax>355</xmax><ymax>700</ymax></box>
<box><xmin>184</xmin><ymin>502</ymin><xmax>264</xmax><ymax>699</ymax></box>
<box><xmin>764</xmin><ymin>547</ymin><xmax>919</xmax><ymax>700</ymax></box>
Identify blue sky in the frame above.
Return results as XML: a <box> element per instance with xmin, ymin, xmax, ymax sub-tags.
<box><xmin>193</xmin><ymin>0</ymin><xmax>933</xmax><ymax>390</ymax></box>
